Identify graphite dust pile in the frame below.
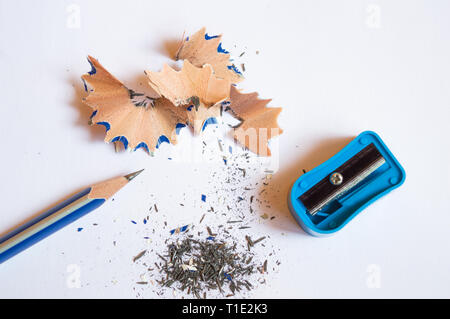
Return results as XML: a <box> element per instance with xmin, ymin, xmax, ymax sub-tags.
<box><xmin>152</xmin><ymin>236</ymin><xmax>265</xmax><ymax>298</ymax></box>
<box><xmin>131</xmin><ymin>149</ymin><xmax>282</xmax><ymax>298</ymax></box>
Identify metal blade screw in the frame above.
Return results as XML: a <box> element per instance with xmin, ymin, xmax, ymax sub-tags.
<box><xmin>330</xmin><ymin>172</ymin><xmax>343</xmax><ymax>185</ymax></box>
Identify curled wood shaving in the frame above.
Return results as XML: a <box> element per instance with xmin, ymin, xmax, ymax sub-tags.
<box><xmin>175</xmin><ymin>27</ymin><xmax>243</xmax><ymax>83</ymax></box>
<box><xmin>82</xmin><ymin>56</ymin><xmax>186</xmax><ymax>152</ymax></box>
<box><xmin>145</xmin><ymin>60</ymin><xmax>230</xmax><ymax>134</ymax></box>
<box><xmin>145</xmin><ymin>60</ymin><xmax>230</xmax><ymax>107</ymax></box>
<box><xmin>229</xmin><ymin>87</ymin><xmax>283</xmax><ymax>156</ymax></box>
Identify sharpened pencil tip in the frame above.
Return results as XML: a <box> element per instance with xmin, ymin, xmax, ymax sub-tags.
<box><xmin>124</xmin><ymin>169</ymin><xmax>145</xmax><ymax>181</ymax></box>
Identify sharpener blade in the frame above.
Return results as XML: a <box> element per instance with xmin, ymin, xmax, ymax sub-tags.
<box><xmin>299</xmin><ymin>143</ymin><xmax>386</xmax><ymax>216</ymax></box>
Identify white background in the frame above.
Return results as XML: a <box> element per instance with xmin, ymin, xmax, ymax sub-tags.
<box><xmin>0</xmin><ymin>0</ymin><xmax>449</xmax><ymax>298</ymax></box>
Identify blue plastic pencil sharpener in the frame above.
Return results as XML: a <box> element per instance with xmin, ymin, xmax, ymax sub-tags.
<box><xmin>288</xmin><ymin>131</ymin><xmax>405</xmax><ymax>237</ymax></box>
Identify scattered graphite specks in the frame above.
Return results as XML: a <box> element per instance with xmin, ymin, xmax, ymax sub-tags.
<box><xmin>133</xmin><ymin>250</ymin><xmax>147</xmax><ymax>263</ymax></box>
<box><xmin>132</xmin><ymin>149</ymin><xmax>281</xmax><ymax>298</ymax></box>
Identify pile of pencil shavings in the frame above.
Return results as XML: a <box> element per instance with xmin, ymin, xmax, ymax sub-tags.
<box><xmin>81</xmin><ymin>27</ymin><xmax>283</xmax><ymax>156</ymax></box>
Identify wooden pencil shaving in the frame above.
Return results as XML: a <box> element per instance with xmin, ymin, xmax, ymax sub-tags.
<box><xmin>145</xmin><ymin>61</ymin><xmax>230</xmax><ymax>134</ymax></box>
<box><xmin>145</xmin><ymin>61</ymin><xmax>230</xmax><ymax>107</ymax></box>
<box><xmin>82</xmin><ymin>56</ymin><xmax>186</xmax><ymax>152</ymax></box>
<box><xmin>186</xmin><ymin>103</ymin><xmax>222</xmax><ymax>135</ymax></box>
<box><xmin>228</xmin><ymin>86</ymin><xmax>283</xmax><ymax>156</ymax></box>
<box><xmin>175</xmin><ymin>27</ymin><xmax>243</xmax><ymax>84</ymax></box>
<box><xmin>80</xmin><ymin>28</ymin><xmax>283</xmax><ymax>156</ymax></box>
<box><xmin>227</xmin><ymin>86</ymin><xmax>272</xmax><ymax>120</ymax></box>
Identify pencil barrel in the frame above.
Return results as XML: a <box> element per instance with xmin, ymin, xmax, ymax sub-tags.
<box><xmin>0</xmin><ymin>188</ymin><xmax>105</xmax><ymax>264</ymax></box>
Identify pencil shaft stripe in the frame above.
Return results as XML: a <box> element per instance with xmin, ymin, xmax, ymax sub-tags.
<box><xmin>0</xmin><ymin>188</ymin><xmax>92</xmax><ymax>244</ymax></box>
<box><xmin>0</xmin><ymin>190</ymin><xmax>105</xmax><ymax>263</ymax></box>
<box><xmin>0</xmin><ymin>196</ymin><xmax>90</xmax><ymax>254</ymax></box>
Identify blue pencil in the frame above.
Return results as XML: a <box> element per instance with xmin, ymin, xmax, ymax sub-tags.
<box><xmin>0</xmin><ymin>169</ymin><xmax>144</xmax><ymax>264</ymax></box>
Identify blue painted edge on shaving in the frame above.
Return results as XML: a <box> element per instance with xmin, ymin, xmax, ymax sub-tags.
<box><xmin>217</xmin><ymin>43</ymin><xmax>229</xmax><ymax>54</ymax></box>
<box><xmin>97</xmin><ymin>121</ymin><xmax>110</xmax><ymax>132</ymax></box>
<box><xmin>176</xmin><ymin>123</ymin><xmax>186</xmax><ymax>134</ymax></box>
<box><xmin>111</xmin><ymin>136</ymin><xmax>128</xmax><ymax>150</ymax></box>
<box><xmin>202</xmin><ymin>117</ymin><xmax>218</xmax><ymax>131</ymax></box>
<box><xmin>87</xmin><ymin>57</ymin><xmax>97</xmax><ymax>75</ymax></box>
<box><xmin>156</xmin><ymin>136</ymin><xmax>169</xmax><ymax>149</ymax></box>
<box><xmin>89</xmin><ymin>110</ymin><xmax>97</xmax><ymax>120</ymax></box>
<box><xmin>134</xmin><ymin>142</ymin><xmax>149</xmax><ymax>153</ymax></box>
<box><xmin>205</xmin><ymin>33</ymin><xmax>219</xmax><ymax>40</ymax></box>
<box><xmin>82</xmin><ymin>78</ymin><xmax>89</xmax><ymax>92</ymax></box>
<box><xmin>227</xmin><ymin>64</ymin><xmax>242</xmax><ymax>75</ymax></box>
